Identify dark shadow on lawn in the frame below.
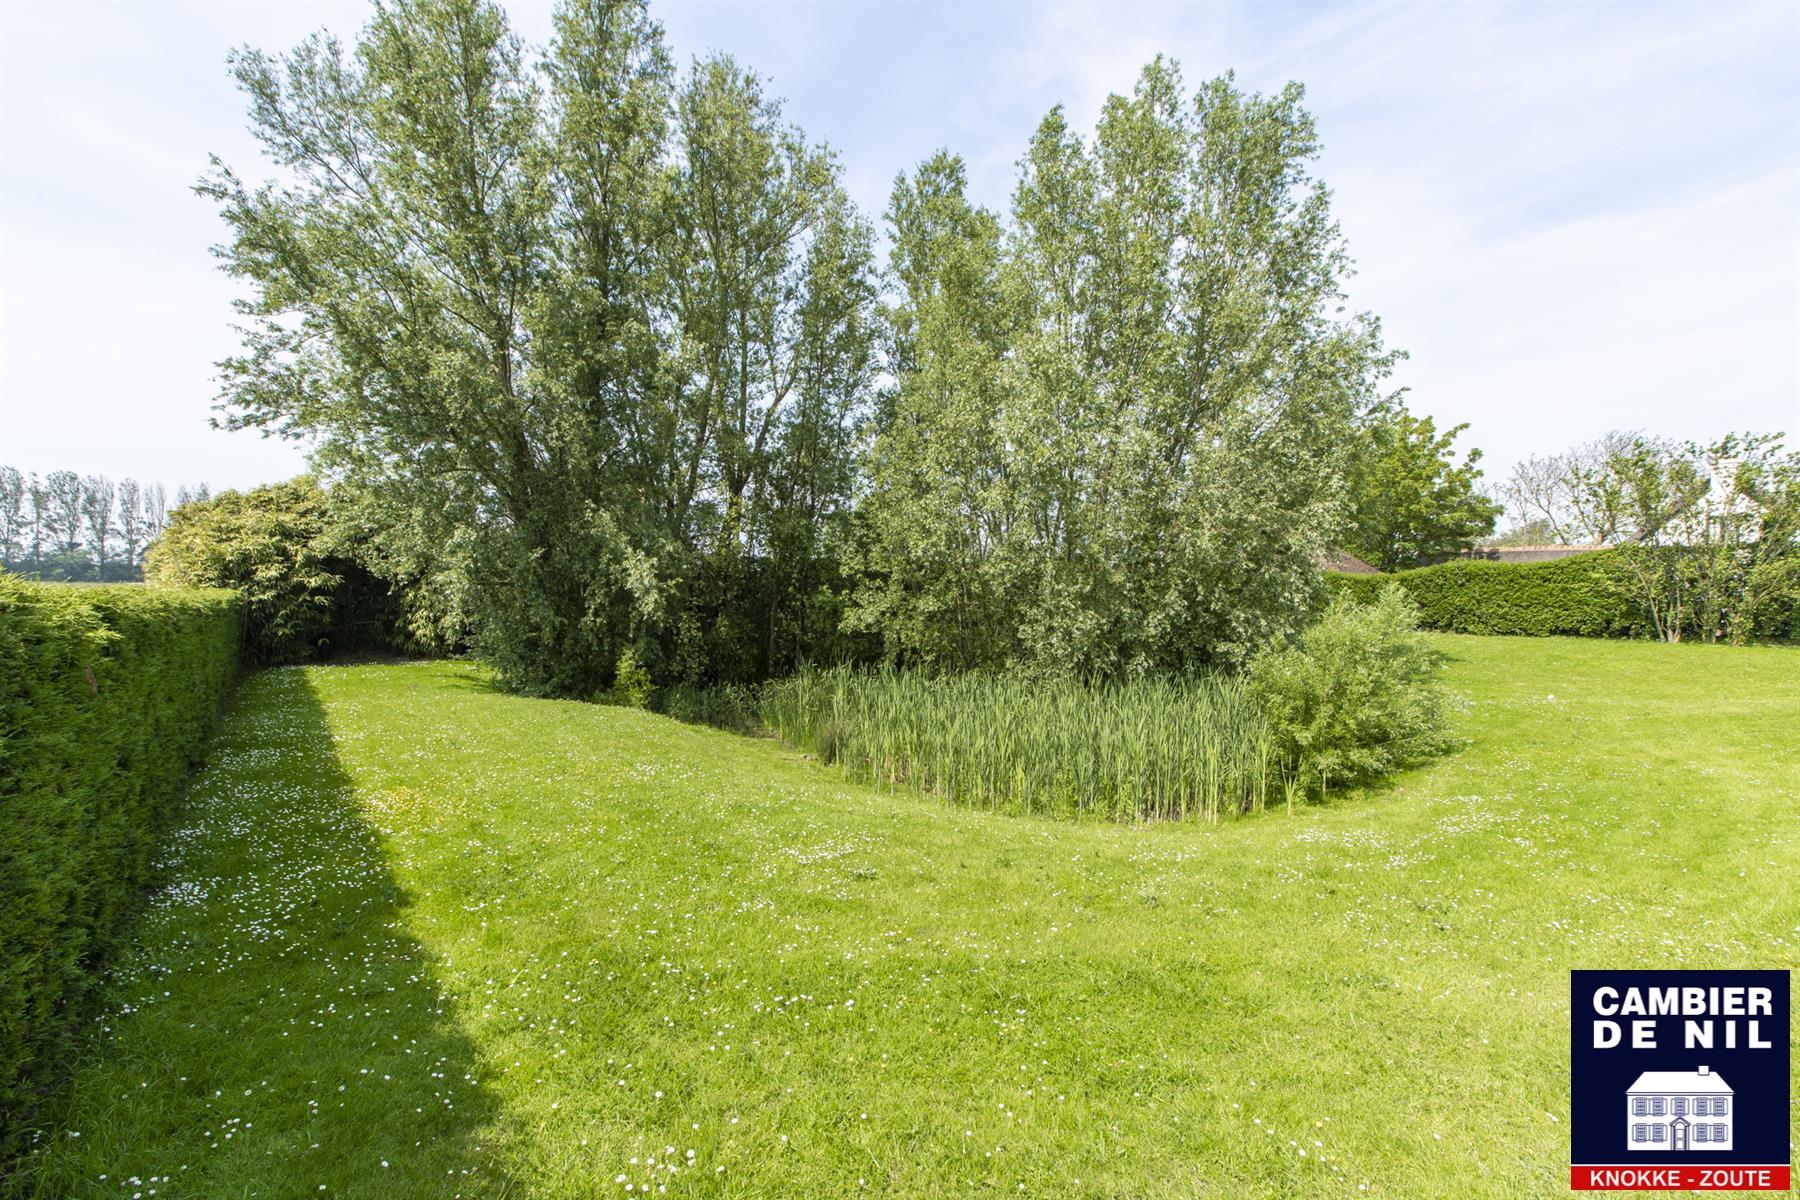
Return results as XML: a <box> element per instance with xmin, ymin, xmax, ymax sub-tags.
<box><xmin>4</xmin><ymin>668</ymin><xmax>511</xmax><ymax>1199</ymax></box>
<box><xmin>435</xmin><ymin>663</ymin><xmax>513</xmax><ymax>697</ymax></box>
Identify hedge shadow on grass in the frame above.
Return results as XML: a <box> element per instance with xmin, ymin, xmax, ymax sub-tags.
<box><xmin>4</xmin><ymin>668</ymin><xmax>512</xmax><ymax>1199</ymax></box>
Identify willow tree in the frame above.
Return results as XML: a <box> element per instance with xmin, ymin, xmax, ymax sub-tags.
<box><xmin>857</xmin><ymin>62</ymin><xmax>1395</xmax><ymax>674</ymax></box>
<box><xmin>206</xmin><ymin>0</ymin><xmax>875</xmax><ymax>693</ymax></box>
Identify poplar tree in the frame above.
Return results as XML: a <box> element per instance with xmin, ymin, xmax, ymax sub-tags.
<box><xmin>859</xmin><ymin>65</ymin><xmax>1394</xmax><ymax>674</ymax></box>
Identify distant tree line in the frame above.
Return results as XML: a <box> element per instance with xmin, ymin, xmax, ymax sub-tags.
<box><xmin>1502</xmin><ymin>432</ymin><xmax>1796</xmax><ymax>548</ymax></box>
<box><xmin>0</xmin><ymin>467</ymin><xmax>209</xmax><ymax>581</ymax></box>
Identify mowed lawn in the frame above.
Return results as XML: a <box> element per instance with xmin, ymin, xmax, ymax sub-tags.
<box><xmin>9</xmin><ymin>637</ymin><xmax>1798</xmax><ymax>1199</ymax></box>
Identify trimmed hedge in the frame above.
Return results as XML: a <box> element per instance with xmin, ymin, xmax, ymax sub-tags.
<box><xmin>1326</xmin><ymin>551</ymin><xmax>1648</xmax><ymax>637</ymax></box>
<box><xmin>0</xmin><ymin>577</ymin><xmax>240</xmax><ymax>1155</ymax></box>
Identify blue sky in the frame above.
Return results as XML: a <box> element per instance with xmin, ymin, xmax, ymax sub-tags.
<box><xmin>2</xmin><ymin>0</ymin><xmax>1796</xmax><ymax>510</ymax></box>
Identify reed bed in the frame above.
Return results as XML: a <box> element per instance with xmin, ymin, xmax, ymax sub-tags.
<box><xmin>756</xmin><ymin>666</ymin><xmax>1294</xmax><ymax>821</ymax></box>
<box><xmin>656</xmin><ymin>680</ymin><xmax>762</xmax><ymax>734</ymax></box>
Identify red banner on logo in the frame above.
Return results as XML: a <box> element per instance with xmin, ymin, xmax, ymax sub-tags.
<box><xmin>1571</xmin><ymin>1165</ymin><xmax>1790</xmax><ymax>1191</ymax></box>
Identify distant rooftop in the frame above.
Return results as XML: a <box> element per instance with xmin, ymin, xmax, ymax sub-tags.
<box><xmin>1323</xmin><ymin>549</ymin><xmax>1379</xmax><ymax>574</ymax></box>
<box><xmin>1448</xmin><ymin>544</ymin><xmax>1610</xmax><ymax>564</ymax></box>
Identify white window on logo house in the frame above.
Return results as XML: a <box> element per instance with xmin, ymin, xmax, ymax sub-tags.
<box><xmin>1624</xmin><ymin>1066</ymin><xmax>1733</xmax><ymax>1152</ymax></box>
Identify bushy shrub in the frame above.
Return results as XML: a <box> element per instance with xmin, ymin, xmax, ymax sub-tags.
<box><xmin>605</xmin><ymin>648</ymin><xmax>655</xmax><ymax>708</ymax></box>
<box><xmin>143</xmin><ymin>477</ymin><xmax>401</xmax><ymax>664</ymax></box>
<box><xmin>1743</xmin><ymin>558</ymin><xmax>1800</xmax><ymax>642</ymax></box>
<box><xmin>0</xmin><ymin>576</ymin><xmax>240</xmax><ymax>1155</ymax></box>
<box><xmin>659</xmin><ymin>595</ymin><xmax>1456</xmax><ymax>818</ymax></box>
<box><xmin>1249</xmin><ymin>586</ymin><xmax>1449</xmax><ymax>794</ymax></box>
<box><xmin>1326</xmin><ymin>552</ymin><xmax>1645</xmax><ymax>637</ymax></box>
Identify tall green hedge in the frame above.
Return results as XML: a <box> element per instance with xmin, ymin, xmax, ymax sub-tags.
<box><xmin>0</xmin><ymin>577</ymin><xmax>240</xmax><ymax>1155</ymax></box>
<box><xmin>1325</xmin><ymin>551</ymin><xmax>1648</xmax><ymax>637</ymax></box>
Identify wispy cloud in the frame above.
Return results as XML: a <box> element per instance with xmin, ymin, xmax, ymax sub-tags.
<box><xmin>2</xmin><ymin>0</ymin><xmax>1794</xmax><ymax>491</ymax></box>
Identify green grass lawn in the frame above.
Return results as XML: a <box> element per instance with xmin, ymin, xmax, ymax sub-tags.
<box><xmin>9</xmin><ymin>636</ymin><xmax>1798</xmax><ymax>1198</ymax></box>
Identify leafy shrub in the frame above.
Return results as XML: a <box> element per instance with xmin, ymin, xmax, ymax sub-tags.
<box><xmin>1743</xmin><ymin>558</ymin><xmax>1800</xmax><ymax>642</ymax></box>
<box><xmin>605</xmin><ymin>648</ymin><xmax>655</xmax><ymax>708</ymax></box>
<box><xmin>143</xmin><ymin>477</ymin><xmax>401</xmax><ymax>664</ymax></box>
<box><xmin>1326</xmin><ymin>551</ymin><xmax>1645</xmax><ymax>637</ymax></box>
<box><xmin>0</xmin><ymin>576</ymin><xmax>240</xmax><ymax>1155</ymax></box>
<box><xmin>1248</xmin><ymin>586</ymin><xmax>1449</xmax><ymax>794</ymax></box>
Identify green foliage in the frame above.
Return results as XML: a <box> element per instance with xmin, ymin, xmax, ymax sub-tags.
<box><xmin>1342</xmin><ymin>400</ymin><xmax>1500</xmax><ymax>571</ymax></box>
<box><xmin>1326</xmin><ymin>552</ymin><xmax>1646</xmax><ymax>637</ymax></box>
<box><xmin>654</xmin><ymin>680</ymin><xmax>761</xmax><ymax>733</ymax></box>
<box><xmin>1248</xmin><ymin>587</ymin><xmax>1449</xmax><ymax>792</ymax></box>
<box><xmin>605</xmin><ymin>648</ymin><xmax>654</xmax><ymax>708</ymax></box>
<box><xmin>856</xmin><ymin>65</ymin><xmax>1393</xmax><ymax>674</ymax></box>
<box><xmin>208</xmin><ymin>0</ymin><xmax>877</xmax><ymax>696</ymax></box>
<box><xmin>1743</xmin><ymin>558</ymin><xmax>1800</xmax><ymax>642</ymax></box>
<box><xmin>142</xmin><ymin>478</ymin><xmax>399</xmax><ymax>664</ymax></box>
<box><xmin>759</xmin><ymin>666</ymin><xmax>1286</xmax><ymax>821</ymax></box>
<box><xmin>1329</xmin><ymin>546</ymin><xmax>1800</xmax><ymax>642</ymax></box>
<box><xmin>212</xmin><ymin>7</ymin><xmax>1396</xmax><ymax>690</ymax></box>
<box><xmin>1487</xmin><ymin>517</ymin><xmax>1558</xmax><ymax>547</ymax></box>
<box><xmin>0</xmin><ymin>551</ymin><xmax>142</xmax><ymax>584</ymax></box>
<box><xmin>1502</xmin><ymin>431</ymin><xmax>1798</xmax><ymax>641</ymax></box>
<box><xmin>0</xmin><ymin>576</ymin><xmax>240</xmax><ymax>1155</ymax></box>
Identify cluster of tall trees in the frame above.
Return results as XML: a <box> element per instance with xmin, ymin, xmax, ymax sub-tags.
<box><xmin>0</xmin><ymin>467</ymin><xmax>205</xmax><ymax>580</ymax></box>
<box><xmin>211</xmin><ymin>0</ymin><xmax>876</xmax><ymax>693</ymax></box>
<box><xmin>207</xmin><ymin>0</ymin><xmax>1433</xmax><ymax>693</ymax></box>
<box><xmin>854</xmin><ymin>70</ymin><xmax>1399</xmax><ymax>675</ymax></box>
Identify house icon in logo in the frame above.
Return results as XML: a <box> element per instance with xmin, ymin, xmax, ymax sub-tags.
<box><xmin>1626</xmin><ymin>1065</ymin><xmax>1732</xmax><ymax>1151</ymax></box>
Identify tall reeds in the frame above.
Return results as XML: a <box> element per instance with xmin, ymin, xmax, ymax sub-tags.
<box><xmin>756</xmin><ymin>666</ymin><xmax>1288</xmax><ymax>821</ymax></box>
